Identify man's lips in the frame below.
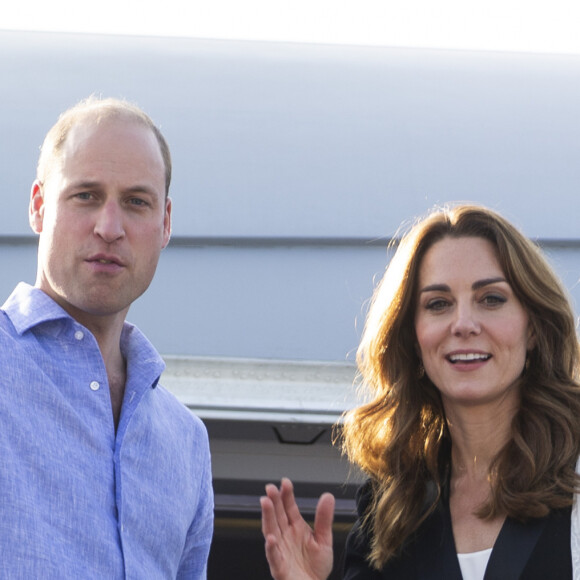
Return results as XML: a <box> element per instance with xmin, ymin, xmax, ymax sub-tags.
<box><xmin>86</xmin><ymin>254</ymin><xmax>124</xmax><ymax>267</ymax></box>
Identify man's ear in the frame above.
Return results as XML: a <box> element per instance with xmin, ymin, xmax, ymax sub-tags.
<box><xmin>29</xmin><ymin>181</ymin><xmax>45</xmax><ymax>234</ymax></box>
<box><xmin>161</xmin><ymin>196</ymin><xmax>172</xmax><ymax>249</ymax></box>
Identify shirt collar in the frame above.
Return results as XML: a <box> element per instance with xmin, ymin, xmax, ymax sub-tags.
<box><xmin>2</xmin><ymin>282</ymin><xmax>70</xmax><ymax>335</ymax></box>
<box><xmin>2</xmin><ymin>282</ymin><xmax>165</xmax><ymax>384</ymax></box>
<box><xmin>120</xmin><ymin>322</ymin><xmax>166</xmax><ymax>384</ymax></box>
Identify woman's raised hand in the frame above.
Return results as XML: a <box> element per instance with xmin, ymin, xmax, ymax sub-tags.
<box><xmin>260</xmin><ymin>478</ymin><xmax>336</xmax><ymax>580</ymax></box>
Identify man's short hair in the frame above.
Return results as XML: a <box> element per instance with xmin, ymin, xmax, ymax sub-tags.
<box><xmin>37</xmin><ymin>96</ymin><xmax>172</xmax><ymax>195</ymax></box>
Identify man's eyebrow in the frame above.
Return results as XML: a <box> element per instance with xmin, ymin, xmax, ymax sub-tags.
<box><xmin>68</xmin><ymin>180</ymin><xmax>102</xmax><ymax>190</ymax></box>
<box><xmin>68</xmin><ymin>181</ymin><xmax>159</xmax><ymax>196</ymax></box>
<box><xmin>122</xmin><ymin>185</ymin><xmax>159</xmax><ymax>196</ymax></box>
<box><xmin>419</xmin><ymin>277</ymin><xmax>507</xmax><ymax>294</ymax></box>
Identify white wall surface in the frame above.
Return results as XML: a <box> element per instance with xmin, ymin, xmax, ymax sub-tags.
<box><xmin>1</xmin><ymin>30</ymin><xmax>579</xmax><ymax>362</ymax></box>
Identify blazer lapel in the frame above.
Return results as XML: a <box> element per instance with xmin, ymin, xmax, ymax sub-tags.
<box><xmin>484</xmin><ymin>516</ymin><xmax>547</xmax><ymax>580</ymax></box>
<box><xmin>415</xmin><ymin>499</ymin><xmax>463</xmax><ymax>580</ymax></box>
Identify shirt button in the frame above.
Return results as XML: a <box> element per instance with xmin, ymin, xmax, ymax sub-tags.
<box><xmin>90</xmin><ymin>381</ymin><xmax>100</xmax><ymax>391</ymax></box>
<box><xmin>74</xmin><ymin>330</ymin><xmax>84</xmax><ymax>340</ymax></box>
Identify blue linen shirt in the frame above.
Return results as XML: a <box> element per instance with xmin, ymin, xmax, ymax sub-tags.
<box><xmin>0</xmin><ymin>283</ymin><xmax>214</xmax><ymax>579</ymax></box>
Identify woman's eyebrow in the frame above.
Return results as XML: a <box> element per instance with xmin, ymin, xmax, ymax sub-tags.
<box><xmin>472</xmin><ymin>277</ymin><xmax>507</xmax><ymax>290</ymax></box>
<box><xmin>419</xmin><ymin>284</ymin><xmax>450</xmax><ymax>294</ymax></box>
<box><xmin>419</xmin><ymin>277</ymin><xmax>507</xmax><ymax>294</ymax></box>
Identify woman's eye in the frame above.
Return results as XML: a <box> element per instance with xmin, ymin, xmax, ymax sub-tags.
<box><xmin>482</xmin><ymin>294</ymin><xmax>507</xmax><ymax>306</ymax></box>
<box><xmin>425</xmin><ymin>299</ymin><xmax>449</xmax><ymax>311</ymax></box>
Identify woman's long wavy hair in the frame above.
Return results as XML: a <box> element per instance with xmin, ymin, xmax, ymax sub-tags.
<box><xmin>341</xmin><ymin>204</ymin><xmax>580</xmax><ymax>569</ymax></box>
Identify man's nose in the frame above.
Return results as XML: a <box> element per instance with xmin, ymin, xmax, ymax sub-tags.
<box><xmin>94</xmin><ymin>201</ymin><xmax>125</xmax><ymax>243</ymax></box>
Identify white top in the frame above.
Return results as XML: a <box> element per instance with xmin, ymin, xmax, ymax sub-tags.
<box><xmin>572</xmin><ymin>456</ymin><xmax>580</xmax><ymax>580</ymax></box>
<box><xmin>457</xmin><ymin>548</ymin><xmax>492</xmax><ymax>580</ymax></box>
<box><xmin>455</xmin><ymin>453</ymin><xmax>580</xmax><ymax>580</ymax></box>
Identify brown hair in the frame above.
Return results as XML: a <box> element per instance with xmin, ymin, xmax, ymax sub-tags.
<box><xmin>37</xmin><ymin>96</ymin><xmax>172</xmax><ymax>195</ymax></box>
<box><xmin>341</xmin><ymin>203</ymin><xmax>580</xmax><ymax>568</ymax></box>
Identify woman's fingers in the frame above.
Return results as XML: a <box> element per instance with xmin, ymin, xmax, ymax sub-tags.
<box><xmin>261</xmin><ymin>479</ymin><xmax>335</xmax><ymax>580</ymax></box>
<box><xmin>260</xmin><ymin>494</ymin><xmax>279</xmax><ymax>538</ymax></box>
<box><xmin>263</xmin><ymin>526</ymin><xmax>285</xmax><ymax>574</ymax></box>
<box><xmin>314</xmin><ymin>493</ymin><xmax>335</xmax><ymax>547</ymax></box>
<box><xmin>279</xmin><ymin>478</ymin><xmax>305</xmax><ymax>526</ymax></box>
<box><xmin>266</xmin><ymin>481</ymin><xmax>291</xmax><ymax>530</ymax></box>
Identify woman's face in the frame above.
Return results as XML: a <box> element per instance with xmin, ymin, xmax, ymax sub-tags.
<box><xmin>414</xmin><ymin>236</ymin><xmax>534</xmax><ymax>411</ymax></box>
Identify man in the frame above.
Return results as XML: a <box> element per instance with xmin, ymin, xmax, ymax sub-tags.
<box><xmin>0</xmin><ymin>97</ymin><xmax>213</xmax><ymax>578</ymax></box>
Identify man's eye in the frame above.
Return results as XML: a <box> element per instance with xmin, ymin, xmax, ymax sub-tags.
<box><xmin>129</xmin><ymin>198</ymin><xmax>149</xmax><ymax>206</ymax></box>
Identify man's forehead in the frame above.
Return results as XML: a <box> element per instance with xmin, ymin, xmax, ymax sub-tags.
<box><xmin>43</xmin><ymin>119</ymin><xmax>166</xmax><ymax>192</ymax></box>
<box><xmin>64</xmin><ymin>117</ymin><xmax>157</xmax><ymax>151</ymax></box>
<box><xmin>60</xmin><ymin>120</ymin><xmax>162</xmax><ymax>169</ymax></box>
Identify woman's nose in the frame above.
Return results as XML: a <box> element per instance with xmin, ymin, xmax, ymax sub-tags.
<box><xmin>450</xmin><ymin>304</ymin><xmax>481</xmax><ymax>337</ymax></box>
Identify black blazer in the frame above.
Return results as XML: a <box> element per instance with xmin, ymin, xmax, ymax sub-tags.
<box><xmin>344</xmin><ymin>481</ymin><xmax>572</xmax><ymax>579</ymax></box>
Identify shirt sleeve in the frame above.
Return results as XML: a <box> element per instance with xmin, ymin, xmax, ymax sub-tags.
<box><xmin>176</xmin><ymin>423</ymin><xmax>214</xmax><ymax>580</ymax></box>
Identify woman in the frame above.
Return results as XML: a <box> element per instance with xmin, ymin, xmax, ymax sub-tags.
<box><xmin>261</xmin><ymin>204</ymin><xmax>580</xmax><ymax>579</ymax></box>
